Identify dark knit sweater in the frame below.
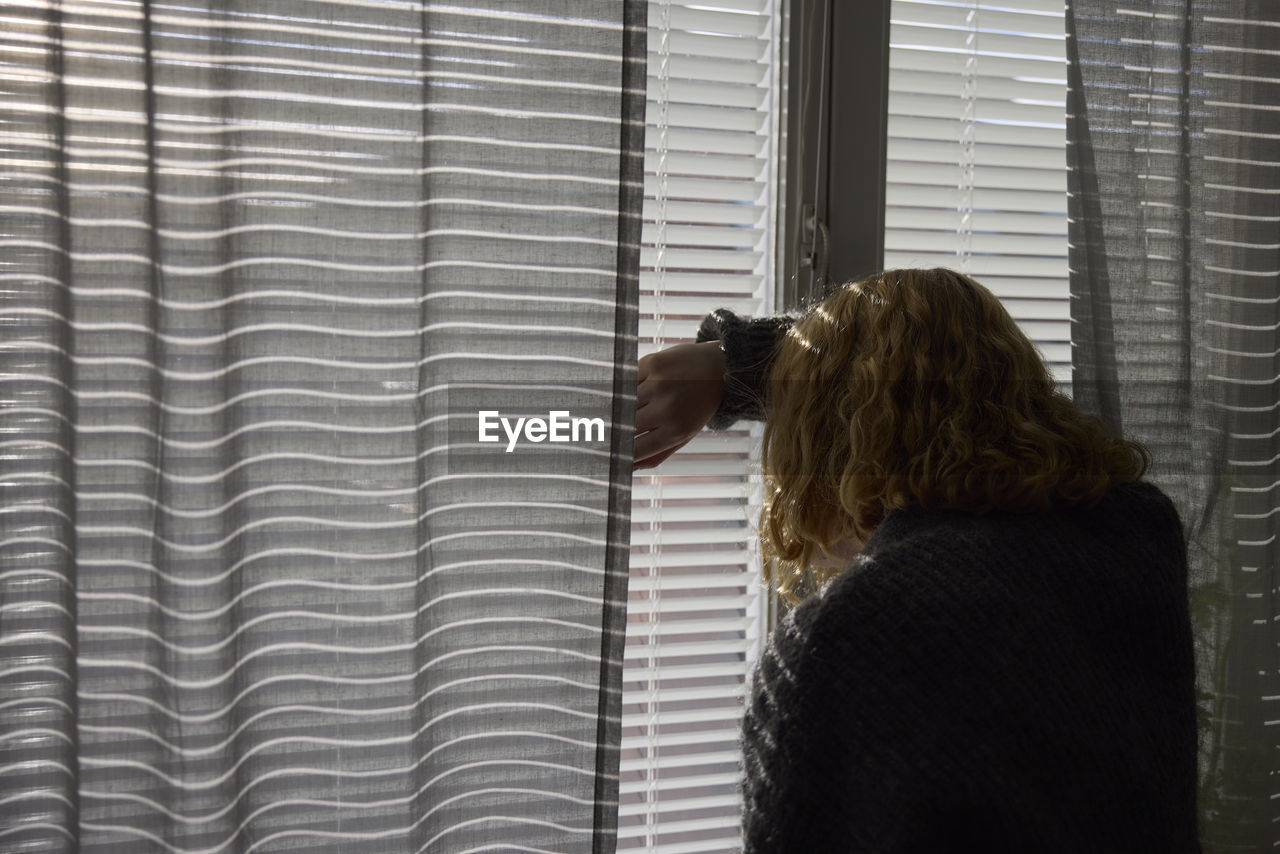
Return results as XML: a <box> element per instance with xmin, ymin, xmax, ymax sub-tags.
<box><xmin>696</xmin><ymin>310</ymin><xmax>1202</xmax><ymax>853</ymax></box>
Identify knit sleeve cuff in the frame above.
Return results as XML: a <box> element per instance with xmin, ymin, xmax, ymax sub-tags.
<box><xmin>695</xmin><ymin>309</ymin><xmax>795</xmax><ymax>431</ymax></box>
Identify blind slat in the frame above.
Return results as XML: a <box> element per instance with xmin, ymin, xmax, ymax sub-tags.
<box><xmin>639</xmin><ymin>247</ymin><xmax>763</xmax><ymax>271</ymax></box>
<box><xmin>891</xmin><ymin>23</ymin><xmax>1063</xmax><ymax>60</ymax></box>
<box><xmin>632</xmin><ymin>481</ymin><xmax>753</xmax><ymax>500</ymax></box>
<box><xmin>645</xmin><ymin>101</ymin><xmax>766</xmax><ymax>134</ymax></box>
<box><xmin>884</xmin><ymin>183</ymin><xmax>1067</xmax><ymax>213</ymax></box>
<box><xmin>622</xmin><ymin>662</ymin><xmax>751</xmax><ymax>682</ymax></box>
<box><xmin>649</xmin><ymin>5</ymin><xmax>770</xmax><ymax>38</ymax></box>
<box><xmin>882</xmin><ymin>250</ymin><xmax>1067</xmax><ymax>279</ymax></box>
<box><xmin>622</xmin><ymin>594</ymin><xmax>754</xmax><ymax>614</ymax></box>
<box><xmin>642</xmin><ymin>198</ymin><xmax>764</xmax><ymax>226</ymax></box>
<box><xmin>645</xmin><ymin>224</ymin><xmax>766</xmax><ymax>249</ymax></box>
<box><xmin>645</xmin><ymin>150</ymin><xmax>767</xmax><ymax>180</ymax></box>
<box><xmin>662</xmin><ymin>29</ymin><xmax>768</xmax><ymax>62</ymax></box>
<box><xmin>890</xmin><ymin>67</ymin><xmax>1065</xmax><ymax>103</ymax></box>
<box><xmin>886</xmin><ymin>90</ymin><xmax>1065</xmax><ymax>127</ymax></box>
<box><xmin>638</xmin><ymin>271</ymin><xmax>763</xmax><ymax>292</ymax></box>
<box><xmin>631</xmin><ymin>525</ymin><xmax>752</xmax><ymax>546</ymax></box>
<box><xmin>624</xmin><ymin>640</ymin><xmax>752</xmax><ymax>660</ymax></box>
<box><xmin>616</xmin><ymin>792</ymin><xmax>741</xmax><ymax>817</ymax></box>
<box><xmin>628</xmin><ymin>551</ymin><xmax>752</xmax><ymax>571</ymax></box>
<box><xmin>890</xmin><ymin>113</ymin><xmax>1066</xmax><ymax>148</ymax></box>
<box><xmin>619</xmin><ymin>751</ymin><xmax>741</xmax><ymax>774</ymax></box>
<box><xmin>661</xmin><ymin>53</ymin><xmax>769</xmax><ymax>86</ymax></box>
<box><xmin>643</xmin><ymin>174</ymin><xmax>766</xmax><ymax>203</ymax></box>
<box><xmin>622</xmin><ymin>684</ymin><xmax>745</xmax><ymax>706</ymax></box>
<box><xmin>885</xmin><ymin>206</ymin><xmax>1066</xmax><ymax>235</ymax></box>
<box><xmin>617</xmin><ymin>728</ymin><xmax>741</xmax><ymax>749</ymax></box>
<box><xmin>891</xmin><ymin>47</ymin><xmax>1065</xmax><ymax>81</ymax></box>
<box><xmin>647</xmin><ymin>126</ymin><xmax>768</xmax><ymax>157</ymax></box>
<box><xmin>619</xmin><ymin>772</ymin><xmax>742</xmax><ymax>796</ymax></box>
<box><xmin>886</xmin><ymin>230</ymin><xmax>1070</xmax><ymax>258</ymax></box>
<box><xmin>891</xmin><ymin>1</ymin><xmax>1068</xmax><ymax>37</ymax></box>
<box><xmin>648</xmin><ymin>79</ymin><xmax>768</xmax><ymax>111</ymax></box>
<box><xmin>632</xmin><ymin>506</ymin><xmax>754</xmax><ymax>526</ymax></box>
<box><xmin>629</xmin><ymin>572</ymin><xmax>752</xmax><ymax>592</ymax></box>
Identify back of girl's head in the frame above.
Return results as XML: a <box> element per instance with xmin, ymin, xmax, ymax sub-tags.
<box><xmin>759</xmin><ymin>267</ymin><xmax>1151</xmax><ymax>605</ymax></box>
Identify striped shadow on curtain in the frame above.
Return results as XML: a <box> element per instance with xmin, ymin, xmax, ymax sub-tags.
<box><xmin>1064</xmin><ymin>1</ymin><xmax>1279</xmax><ymax>847</ymax></box>
<box><xmin>0</xmin><ymin>2</ymin><xmax>644</xmax><ymax>852</ymax></box>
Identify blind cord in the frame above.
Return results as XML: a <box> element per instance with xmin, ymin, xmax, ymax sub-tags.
<box><xmin>958</xmin><ymin>0</ymin><xmax>979</xmax><ymax>273</ymax></box>
<box><xmin>645</xmin><ymin>0</ymin><xmax>672</xmax><ymax>848</ymax></box>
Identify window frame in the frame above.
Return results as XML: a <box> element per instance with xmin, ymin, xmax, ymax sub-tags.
<box><xmin>771</xmin><ymin>0</ymin><xmax>892</xmax><ymax>625</ymax></box>
<box><xmin>777</xmin><ymin>0</ymin><xmax>891</xmax><ymax>314</ymax></box>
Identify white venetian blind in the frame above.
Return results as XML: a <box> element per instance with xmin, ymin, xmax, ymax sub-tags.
<box><xmin>622</xmin><ymin>0</ymin><xmax>779</xmax><ymax>850</ymax></box>
<box><xmin>884</xmin><ymin>0</ymin><xmax>1071</xmax><ymax>392</ymax></box>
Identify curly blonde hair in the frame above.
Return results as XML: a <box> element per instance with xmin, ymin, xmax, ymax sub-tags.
<box><xmin>759</xmin><ymin>267</ymin><xmax>1151</xmax><ymax>606</ymax></box>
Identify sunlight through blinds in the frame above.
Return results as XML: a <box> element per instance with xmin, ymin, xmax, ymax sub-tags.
<box><xmin>623</xmin><ymin>0</ymin><xmax>779</xmax><ymax>850</ymax></box>
<box><xmin>0</xmin><ymin>2</ymin><xmax>644</xmax><ymax>851</ymax></box>
<box><xmin>884</xmin><ymin>0</ymin><xmax>1071</xmax><ymax>392</ymax></box>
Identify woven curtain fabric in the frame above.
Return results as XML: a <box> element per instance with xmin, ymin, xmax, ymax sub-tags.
<box><xmin>0</xmin><ymin>2</ymin><xmax>643</xmax><ymax>852</ymax></box>
<box><xmin>1065</xmin><ymin>2</ymin><xmax>1277</xmax><ymax>849</ymax></box>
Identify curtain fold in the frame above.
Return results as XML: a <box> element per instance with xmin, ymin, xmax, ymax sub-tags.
<box><xmin>0</xmin><ymin>2</ymin><xmax>644</xmax><ymax>852</ymax></box>
<box><xmin>1065</xmin><ymin>2</ymin><xmax>1277</xmax><ymax>848</ymax></box>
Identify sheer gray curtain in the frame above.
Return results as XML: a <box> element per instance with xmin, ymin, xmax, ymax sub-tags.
<box><xmin>1065</xmin><ymin>2</ymin><xmax>1276</xmax><ymax>848</ymax></box>
<box><xmin>0</xmin><ymin>2</ymin><xmax>643</xmax><ymax>852</ymax></box>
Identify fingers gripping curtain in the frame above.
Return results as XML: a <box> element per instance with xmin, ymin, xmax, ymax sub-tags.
<box><xmin>0</xmin><ymin>2</ymin><xmax>644</xmax><ymax>852</ymax></box>
<box><xmin>1065</xmin><ymin>2</ymin><xmax>1278</xmax><ymax>848</ymax></box>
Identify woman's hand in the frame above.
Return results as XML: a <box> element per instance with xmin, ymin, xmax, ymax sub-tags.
<box><xmin>634</xmin><ymin>340</ymin><xmax>726</xmax><ymax>470</ymax></box>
